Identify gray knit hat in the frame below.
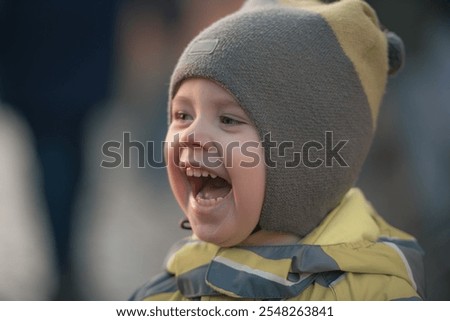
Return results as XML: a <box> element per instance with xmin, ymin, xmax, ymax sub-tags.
<box><xmin>169</xmin><ymin>0</ymin><xmax>404</xmax><ymax>237</ymax></box>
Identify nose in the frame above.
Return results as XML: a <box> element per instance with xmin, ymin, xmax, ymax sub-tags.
<box><xmin>177</xmin><ymin>118</ymin><xmax>221</xmax><ymax>168</ymax></box>
<box><xmin>178</xmin><ymin>117</ymin><xmax>215</xmax><ymax>150</ymax></box>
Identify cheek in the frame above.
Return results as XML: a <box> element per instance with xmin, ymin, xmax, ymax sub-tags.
<box><xmin>165</xmin><ymin>130</ymin><xmax>187</xmax><ymax>205</ymax></box>
<box><xmin>164</xmin><ymin>128</ymin><xmax>177</xmax><ymax>161</ymax></box>
<box><xmin>164</xmin><ymin>133</ymin><xmax>176</xmax><ymax>178</ymax></box>
<box><xmin>232</xmin><ymin>146</ymin><xmax>266</xmax><ymax>224</ymax></box>
<box><xmin>244</xmin><ymin>166</ymin><xmax>266</xmax><ymax>219</ymax></box>
<box><xmin>165</xmin><ymin>126</ymin><xmax>184</xmax><ymax>171</ymax></box>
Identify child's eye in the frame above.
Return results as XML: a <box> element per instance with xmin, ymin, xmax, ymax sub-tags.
<box><xmin>220</xmin><ymin>115</ymin><xmax>242</xmax><ymax>125</ymax></box>
<box><xmin>174</xmin><ymin>111</ymin><xmax>193</xmax><ymax>121</ymax></box>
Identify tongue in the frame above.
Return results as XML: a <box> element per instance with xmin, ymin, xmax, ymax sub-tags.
<box><xmin>198</xmin><ymin>177</ymin><xmax>231</xmax><ymax>200</ymax></box>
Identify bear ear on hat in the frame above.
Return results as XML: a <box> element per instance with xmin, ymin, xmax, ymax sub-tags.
<box><xmin>386</xmin><ymin>31</ymin><xmax>405</xmax><ymax>76</ymax></box>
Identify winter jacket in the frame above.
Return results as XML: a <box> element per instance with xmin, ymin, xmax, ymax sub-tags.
<box><xmin>131</xmin><ymin>188</ymin><xmax>425</xmax><ymax>300</ymax></box>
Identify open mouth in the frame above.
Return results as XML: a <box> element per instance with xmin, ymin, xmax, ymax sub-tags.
<box><xmin>185</xmin><ymin>167</ymin><xmax>232</xmax><ymax>205</ymax></box>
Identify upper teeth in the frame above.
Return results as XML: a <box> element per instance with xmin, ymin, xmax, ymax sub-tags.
<box><xmin>186</xmin><ymin>167</ymin><xmax>217</xmax><ymax>179</ymax></box>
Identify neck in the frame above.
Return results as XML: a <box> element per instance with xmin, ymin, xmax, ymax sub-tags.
<box><xmin>240</xmin><ymin>230</ymin><xmax>301</xmax><ymax>246</ymax></box>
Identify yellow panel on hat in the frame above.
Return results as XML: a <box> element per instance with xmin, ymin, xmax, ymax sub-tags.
<box><xmin>279</xmin><ymin>0</ymin><xmax>388</xmax><ymax>128</ymax></box>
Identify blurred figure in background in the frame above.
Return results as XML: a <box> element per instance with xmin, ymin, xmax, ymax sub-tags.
<box><xmin>72</xmin><ymin>0</ymin><xmax>186</xmax><ymax>300</ymax></box>
<box><xmin>0</xmin><ymin>104</ymin><xmax>57</xmax><ymax>300</ymax></box>
<box><xmin>0</xmin><ymin>0</ymin><xmax>119</xmax><ymax>299</ymax></box>
<box><xmin>73</xmin><ymin>0</ymin><xmax>246</xmax><ymax>300</ymax></box>
<box><xmin>360</xmin><ymin>0</ymin><xmax>450</xmax><ymax>300</ymax></box>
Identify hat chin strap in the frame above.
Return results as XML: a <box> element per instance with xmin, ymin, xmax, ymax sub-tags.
<box><xmin>179</xmin><ymin>218</ymin><xmax>192</xmax><ymax>230</ymax></box>
<box><xmin>179</xmin><ymin>218</ymin><xmax>261</xmax><ymax>236</ymax></box>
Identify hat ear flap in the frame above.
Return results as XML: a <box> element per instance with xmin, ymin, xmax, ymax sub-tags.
<box><xmin>386</xmin><ymin>31</ymin><xmax>405</xmax><ymax>75</ymax></box>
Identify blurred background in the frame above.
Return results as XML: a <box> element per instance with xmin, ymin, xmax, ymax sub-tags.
<box><xmin>0</xmin><ymin>0</ymin><xmax>448</xmax><ymax>300</ymax></box>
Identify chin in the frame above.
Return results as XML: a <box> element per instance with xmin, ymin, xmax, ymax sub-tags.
<box><xmin>193</xmin><ymin>228</ymin><xmax>246</xmax><ymax>248</ymax></box>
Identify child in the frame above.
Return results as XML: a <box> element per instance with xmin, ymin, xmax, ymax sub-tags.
<box><xmin>131</xmin><ymin>0</ymin><xmax>425</xmax><ymax>300</ymax></box>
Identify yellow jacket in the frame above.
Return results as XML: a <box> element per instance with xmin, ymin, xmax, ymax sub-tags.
<box><xmin>131</xmin><ymin>188</ymin><xmax>424</xmax><ymax>300</ymax></box>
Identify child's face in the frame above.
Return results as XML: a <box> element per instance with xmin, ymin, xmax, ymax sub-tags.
<box><xmin>166</xmin><ymin>78</ymin><xmax>266</xmax><ymax>247</ymax></box>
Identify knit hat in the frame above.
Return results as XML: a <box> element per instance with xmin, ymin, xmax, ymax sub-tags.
<box><xmin>168</xmin><ymin>0</ymin><xmax>404</xmax><ymax>237</ymax></box>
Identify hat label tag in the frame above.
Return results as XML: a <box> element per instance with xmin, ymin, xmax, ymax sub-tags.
<box><xmin>188</xmin><ymin>39</ymin><xmax>219</xmax><ymax>55</ymax></box>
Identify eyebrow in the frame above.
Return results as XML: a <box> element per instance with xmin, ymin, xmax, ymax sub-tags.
<box><xmin>172</xmin><ymin>95</ymin><xmax>240</xmax><ymax>109</ymax></box>
<box><xmin>171</xmin><ymin>95</ymin><xmax>191</xmax><ymax>104</ymax></box>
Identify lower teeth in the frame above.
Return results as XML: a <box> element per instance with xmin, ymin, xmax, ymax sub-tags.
<box><xmin>196</xmin><ymin>195</ymin><xmax>224</xmax><ymax>205</ymax></box>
